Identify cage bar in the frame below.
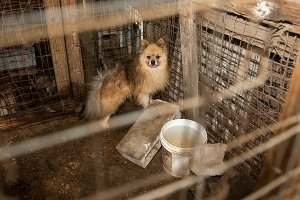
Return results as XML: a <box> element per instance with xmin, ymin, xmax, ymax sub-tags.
<box><xmin>179</xmin><ymin>3</ymin><xmax>200</xmax><ymax>122</ymax></box>
<box><xmin>44</xmin><ymin>0</ymin><xmax>71</xmax><ymax>99</ymax></box>
<box><xmin>61</xmin><ymin>0</ymin><xmax>85</xmax><ymax>98</ymax></box>
<box><xmin>0</xmin><ymin>0</ymin><xmax>300</xmax><ymax>199</ymax></box>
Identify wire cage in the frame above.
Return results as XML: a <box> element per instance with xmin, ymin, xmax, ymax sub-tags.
<box><xmin>0</xmin><ymin>0</ymin><xmax>65</xmax><ymax>130</ymax></box>
<box><xmin>196</xmin><ymin>10</ymin><xmax>299</xmax><ymax>179</ymax></box>
<box><xmin>1</xmin><ymin>0</ymin><xmax>300</xmax><ymax>199</ymax></box>
<box><xmin>146</xmin><ymin>16</ymin><xmax>184</xmax><ymax>102</ymax></box>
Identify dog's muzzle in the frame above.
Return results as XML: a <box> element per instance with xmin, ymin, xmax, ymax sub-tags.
<box><xmin>149</xmin><ymin>59</ymin><xmax>158</xmax><ymax>68</ymax></box>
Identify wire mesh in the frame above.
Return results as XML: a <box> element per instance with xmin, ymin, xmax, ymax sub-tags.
<box><xmin>0</xmin><ymin>0</ymin><xmax>59</xmax><ymax>122</ymax></box>
<box><xmin>80</xmin><ymin>24</ymin><xmax>141</xmax><ymax>83</ymax></box>
<box><xmin>78</xmin><ymin>0</ymin><xmax>144</xmax><ymax>85</ymax></box>
<box><xmin>144</xmin><ymin>16</ymin><xmax>184</xmax><ymax>102</ymax></box>
<box><xmin>1</xmin><ymin>0</ymin><xmax>300</xmax><ymax>199</ymax></box>
<box><xmin>197</xmin><ymin>10</ymin><xmax>299</xmax><ymax>178</ymax></box>
<box><xmin>79</xmin><ymin>1</ymin><xmax>183</xmax><ymax>102</ymax></box>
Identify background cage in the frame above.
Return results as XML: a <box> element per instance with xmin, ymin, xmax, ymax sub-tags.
<box><xmin>1</xmin><ymin>0</ymin><xmax>300</xmax><ymax>199</ymax></box>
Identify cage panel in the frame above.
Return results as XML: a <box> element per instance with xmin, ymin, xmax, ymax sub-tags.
<box><xmin>0</xmin><ymin>0</ymin><xmax>61</xmax><ymax>127</ymax></box>
<box><xmin>1</xmin><ymin>1</ymin><xmax>300</xmax><ymax>199</ymax></box>
<box><xmin>145</xmin><ymin>16</ymin><xmax>184</xmax><ymax>102</ymax></box>
<box><xmin>197</xmin><ymin>10</ymin><xmax>300</xmax><ymax>178</ymax></box>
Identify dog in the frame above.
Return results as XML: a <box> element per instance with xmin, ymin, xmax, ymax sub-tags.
<box><xmin>79</xmin><ymin>38</ymin><xmax>170</xmax><ymax>128</ymax></box>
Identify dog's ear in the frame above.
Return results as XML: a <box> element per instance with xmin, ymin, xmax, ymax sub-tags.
<box><xmin>156</xmin><ymin>38</ymin><xmax>166</xmax><ymax>49</ymax></box>
<box><xmin>140</xmin><ymin>39</ymin><xmax>150</xmax><ymax>52</ymax></box>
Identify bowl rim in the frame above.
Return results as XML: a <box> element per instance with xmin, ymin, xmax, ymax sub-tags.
<box><xmin>160</xmin><ymin>119</ymin><xmax>207</xmax><ymax>154</ymax></box>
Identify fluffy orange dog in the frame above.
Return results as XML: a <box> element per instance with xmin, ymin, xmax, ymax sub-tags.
<box><xmin>79</xmin><ymin>38</ymin><xmax>170</xmax><ymax>127</ymax></box>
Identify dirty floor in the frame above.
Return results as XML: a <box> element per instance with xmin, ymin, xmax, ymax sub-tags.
<box><xmin>0</xmin><ymin>102</ymin><xmax>256</xmax><ymax>200</ymax></box>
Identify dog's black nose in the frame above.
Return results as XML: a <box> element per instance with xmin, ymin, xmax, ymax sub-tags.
<box><xmin>151</xmin><ymin>60</ymin><xmax>155</xmax><ymax>65</ymax></box>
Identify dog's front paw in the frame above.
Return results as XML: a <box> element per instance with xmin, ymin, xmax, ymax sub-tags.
<box><xmin>137</xmin><ymin>94</ymin><xmax>150</xmax><ymax>109</ymax></box>
<box><xmin>149</xmin><ymin>99</ymin><xmax>154</xmax><ymax>104</ymax></box>
<box><xmin>142</xmin><ymin>102</ymin><xmax>149</xmax><ymax>109</ymax></box>
<box><xmin>100</xmin><ymin>116</ymin><xmax>110</xmax><ymax>129</ymax></box>
<box><xmin>100</xmin><ymin>120</ymin><xmax>110</xmax><ymax>129</ymax></box>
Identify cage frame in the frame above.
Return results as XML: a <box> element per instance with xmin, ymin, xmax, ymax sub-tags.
<box><xmin>1</xmin><ymin>0</ymin><xmax>300</xmax><ymax>199</ymax></box>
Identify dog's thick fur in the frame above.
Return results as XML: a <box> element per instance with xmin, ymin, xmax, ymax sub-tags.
<box><xmin>79</xmin><ymin>38</ymin><xmax>170</xmax><ymax>127</ymax></box>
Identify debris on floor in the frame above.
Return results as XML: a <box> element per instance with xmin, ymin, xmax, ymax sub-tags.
<box><xmin>116</xmin><ymin>99</ymin><xmax>181</xmax><ymax>168</ymax></box>
<box><xmin>190</xmin><ymin>143</ymin><xmax>227</xmax><ymax>176</ymax></box>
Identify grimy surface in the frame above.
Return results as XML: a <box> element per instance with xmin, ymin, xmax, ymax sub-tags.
<box><xmin>0</xmin><ymin>102</ymin><xmax>173</xmax><ymax>199</ymax></box>
<box><xmin>0</xmin><ymin>101</ymin><xmax>255</xmax><ymax>199</ymax></box>
<box><xmin>117</xmin><ymin>100</ymin><xmax>181</xmax><ymax>168</ymax></box>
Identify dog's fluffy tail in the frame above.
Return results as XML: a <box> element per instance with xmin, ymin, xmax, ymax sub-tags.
<box><xmin>79</xmin><ymin>71</ymin><xmax>105</xmax><ymax>120</ymax></box>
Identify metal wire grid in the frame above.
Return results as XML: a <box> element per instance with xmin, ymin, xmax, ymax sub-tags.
<box><xmin>80</xmin><ymin>26</ymin><xmax>139</xmax><ymax>86</ymax></box>
<box><xmin>1</xmin><ymin>0</ymin><xmax>44</xmax><ymax>13</ymax></box>
<box><xmin>0</xmin><ymin>0</ymin><xmax>59</xmax><ymax>119</ymax></box>
<box><xmin>144</xmin><ymin>16</ymin><xmax>184</xmax><ymax>102</ymax></box>
<box><xmin>79</xmin><ymin>0</ymin><xmax>183</xmax><ymax>102</ymax></box>
<box><xmin>197</xmin><ymin>10</ymin><xmax>299</xmax><ymax>178</ymax></box>
<box><xmin>42</xmin><ymin>0</ymin><xmax>299</xmax><ymax>181</ymax></box>
<box><xmin>145</xmin><ymin>0</ymin><xmax>183</xmax><ymax>102</ymax></box>
<box><xmin>78</xmin><ymin>0</ymin><xmax>143</xmax><ymax>84</ymax></box>
<box><xmin>0</xmin><ymin>1</ymin><xmax>299</xmax><ymax>198</ymax></box>
<box><xmin>0</xmin><ymin>0</ymin><xmax>182</xmax><ymax>118</ymax></box>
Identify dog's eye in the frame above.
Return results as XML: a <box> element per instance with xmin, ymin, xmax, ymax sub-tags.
<box><xmin>147</xmin><ymin>56</ymin><xmax>151</xmax><ymax>59</ymax></box>
<box><xmin>156</xmin><ymin>55</ymin><xmax>160</xmax><ymax>59</ymax></box>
